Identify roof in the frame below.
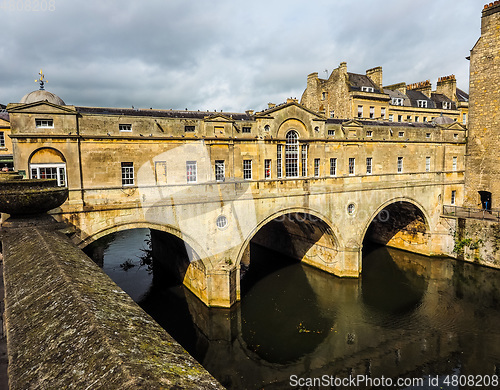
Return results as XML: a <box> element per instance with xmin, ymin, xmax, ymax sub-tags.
<box><xmin>347</xmin><ymin>73</ymin><xmax>381</xmax><ymax>93</ymax></box>
<box><xmin>385</xmin><ymin>89</ymin><xmax>411</xmax><ymax>106</ymax></box>
<box><xmin>326</xmin><ymin>118</ymin><xmax>435</xmax><ymax>128</ymax></box>
<box><xmin>20</xmin><ymin>90</ymin><xmax>66</xmax><ymax>105</ymax></box>
<box><xmin>406</xmin><ymin>90</ymin><xmax>436</xmax><ymax>108</ymax></box>
<box><xmin>76</xmin><ymin>106</ymin><xmax>253</xmax><ymax>121</ymax></box>
<box><xmin>456</xmin><ymin>88</ymin><xmax>469</xmax><ymax>102</ymax></box>
<box><xmin>431</xmin><ymin>93</ymin><xmax>456</xmax><ymax>109</ymax></box>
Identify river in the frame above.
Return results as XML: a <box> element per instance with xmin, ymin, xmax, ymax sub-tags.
<box><xmin>84</xmin><ymin>228</ymin><xmax>500</xmax><ymax>389</ymax></box>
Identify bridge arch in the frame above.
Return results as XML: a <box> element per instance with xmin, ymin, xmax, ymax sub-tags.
<box><xmin>236</xmin><ymin>207</ymin><xmax>344</xmax><ymax>277</ymax></box>
<box><xmin>361</xmin><ymin>197</ymin><xmax>432</xmax><ymax>256</ymax></box>
<box><xmin>76</xmin><ymin>221</ymin><xmax>209</xmax><ymax>266</ymax></box>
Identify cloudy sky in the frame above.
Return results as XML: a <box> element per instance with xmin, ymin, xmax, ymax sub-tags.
<box><xmin>1</xmin><ymin>0</ymin><xmax>485</xmax><ymax>112</ymax></box>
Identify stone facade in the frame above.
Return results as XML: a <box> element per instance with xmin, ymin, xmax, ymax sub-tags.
<box><xmin>464</xmin><ymin>2</ymin><xmax>500</xmax><ymax>209</ymax></box>
<box><xmin>0</xmin><ymin>108</ymin><xmax>13</xmax><ymax>171</ymax></box>
<box><xmin>6</xmin><ymin>96</ymin><xmax>466</xmax><ymax>306</ymax></box>
<box><xmin>300</xmin><ymin>63</ymin><xmax>468</xmax><ymax>126</ymax></box>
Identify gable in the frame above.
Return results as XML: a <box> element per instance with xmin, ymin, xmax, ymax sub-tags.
<box><xmin>7</xmin><ymin>101</ymin><xmax>77</xmax><ymax>115</ymax></box>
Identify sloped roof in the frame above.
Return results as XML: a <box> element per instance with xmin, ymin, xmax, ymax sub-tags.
<box><xmin>347</xmin><ymin>73</ymin><xmax>382</xmax><ymax>93</ymax></box>
<box><xmin>406</xmin><ymin>90</ymin><xmax>436</xmax><ymax>108</ymax></box>
<box><xmin>456</xmin><ymin>88</ymin><xmax>469</xmax><ymax>102</ymax></box>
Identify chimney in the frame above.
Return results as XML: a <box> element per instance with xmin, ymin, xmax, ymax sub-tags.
<box><xmin>286</xmin><ymin>97</ymin><xmax>298</xmax><ymax>104</ymax></box>
<box><xmin>407</xmin><ymin>80</ymin><xmax>432</xmax><ymax>98</ymax></box>
<box><xmin>245</xmin><ymin>109</ymin><xmax>254</xmax><ymax>116</ymax></box>
<box><xmin>436</xmin><ymin>75</ymin><xmax>457</xmax><ymax>101</ymax></box>
<box><xmin>268</xmin><ymin>103</ymin><xmax>276</xmax><ymax>109</ymax></box>
<box><xmin>366</xmin><ymin>66</ymin><xmax>383</xmax><ymax>90</ymax></box>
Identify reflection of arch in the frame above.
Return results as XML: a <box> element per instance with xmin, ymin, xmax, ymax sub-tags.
<box><xmin>29</xmin><ymin>147</ymin><xmax>67</xmax><ymax>186</ymax></box>
<box><xmin>236</xmin><ymin>207</ymin><xmax>342</xmax><ymax>268</ymax></box>
<box><xmin>77</xmin><ymin>221</ymin><xmax>210</xmax><ymax>267</ymax></box>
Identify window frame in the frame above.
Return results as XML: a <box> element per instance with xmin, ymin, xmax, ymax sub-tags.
<box><xmin>30</xmin><ymin>163</ymin><xmax>67</xmax><ymax>187</ymax></box>
<box><xmin>121</xmin><ymin>162</ymin><xmax>134</xmax><ymax>186</ymax></box>
<box><xmin>264</xmin><ymin>159</ymin><xmax>271</xmax><ymax>179</ymax></box>
<box><xmin>366</xmin><ymin>157</ymin><xmax>372</xmax><ymax>175</ymax></box>
<box><xmin>186</xmin><ymin>161</ymin><xmax>197</xmax><ymax>183</ymax></box>
<box><xmin>330</xmin><ymin>158</ymin><xmax>337</xmax><ymax>177</ymax></box>
<box><xmin>0</xmin><ymin>131</ymin><xmax>4</xmax><ymax>148</ymax></box>
<box><xmin>397</xmin><ymin>157</ymin><xmax>403</xmax><ymax>173</ymax></box>
<box><xmin>243</xmin><ymin>159</ymin><xmax>252</xmax><ymax>180</ymax></box>
<box><xmin>215</xmin><ymin>160</ymin><xmax>225</xmax><ymax>182</ymax></box>
<box><xmin>314</xmin><ymin>158</ymin><xmax>320</xmax><ymax>177</ymax></box>
<box><xmin>348</xmin><ymin>158</ymin><xmax>355</xmax><ymax>176</ymax></box>
<box><xmin>119</xmin><ymin>124</ymin><xmax>132</xmax><ymax>132</ymax></box>
<box><xmin>35</xmin><ymin>119</ymin><xmax>54</xmax><ymax>128</ymax></box>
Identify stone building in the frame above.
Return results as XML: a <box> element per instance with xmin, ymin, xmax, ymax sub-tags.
<box><xmin>0</xmin><ymin>104</ymin><xmax>13</xmax><ymax>171</ymax></box>
<box><xmin>300</xmin><ymin>63</ymin><xmax>469</xmax><ymax>126</ymax></box>
<box><xmin>464</xmin><ymin>1</ymin><xmax>500</xmax><ymax>209</ymax></box>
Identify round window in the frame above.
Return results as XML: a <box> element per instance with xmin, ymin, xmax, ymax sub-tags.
<box><xmin>347</xmin><ymin>203</ymin><xmax>356</xmax><ymax>215</ymax></box>
<box><xmin>216</xmin><ymin>215</ymin><xmax>228</xmax><ymax>229</ymax></box>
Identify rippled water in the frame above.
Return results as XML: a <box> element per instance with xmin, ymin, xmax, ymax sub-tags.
<box><xmin>85</xmin><ymin>229</ymin><xmax>500</xmax><ymax>389</ymax></box>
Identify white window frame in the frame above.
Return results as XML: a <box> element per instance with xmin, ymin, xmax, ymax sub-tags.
<box><xmin>348</xmin><ymin>158</ymin><xmax>355</xmax><ymax>175</ymax></box>
<box><xmin>30</xmin><ymin>163</ymin><xmax>67</xmax><ymax>187</ymax></box>
<box><xmin>366</xmin><ymin>157</ymin><xmax>372</xmax><ymax>175</ymax></box>
<box><xmin>462</xmin><ymin>113</ymin><xmax>467</xmax><ymax>125</ymax></box>
<box><xmin>361</xmin><ymin>86</ymin><xmax>374</xmax><ymax>92</ymax></box>
<box><xmin>285</xmin><ymin>131</ymin><xmax>299</xmax><ymax>178</ymax></box>
<box><xmin>119</xmin><ymin>124</ymin><xmax>132</xmax><ymax>132</ymax></box>
<box><xmin>357</xmin><ymin>105</ymin><xmax>363</xmax><ymax>118</ymax></box>
<box><xmin>366</xmin><ymin>130</ymin><xmax>373</xmax><ymax>138</ymax></box>
<box><xmin>397</xmin><ymin>157</ymin><xmax>403</xmax><ymax>173</ymax></box>
<box><xmin>215</xmin><ymin>160</ymin><xmax>225</xmax><ymax>182</ymax></box>
<box><xmin>242</xmin><ymin>126</ymin><xmax>251</xmax><ymax>133</ymax></box>
<box><xmin>442</xmin><ymin>102</ymin><xmax>450</xmax><ymax>109</ymax></box>
<box><xmin>314</xmin><ymin>158</ymin><xmax>320</xmax><ymax>177</ymax></box>
<box><xmin>121</xmin><ymin>162</ymin><xmax>134</xmax><ymax>186</ymax></box>
<box><xmin>328</xmin><ymin>129</ymin><xmax>335</xmax><ymax>136</ymax></box>
<box><xmin>243</xmin><ymin>159</ymin><xmax>252</xmax><ymax>180</ymax></box>
<box><xmin>417</xmin><ymin>100</ymin><xmax>428</xmax><ymax>108</ymax></box>
<box><xmin>398</xmin><ymin>115</ymin><xmax>403</xmax><ymax>122</ymax></box>
<box><xmin>277</xmin><ymin>144</ymin><xmax>283</xmax><ymax>178</ymax></box>
<box><xmin>452</xmin><ymin>156</ymin><xmax>457</xmax><ymax>171</ymax></box>
<box><xmin>369</xmin><ymin>106</ymin><xmax>375</xmax><ymax>118</ymax></box>
<box><xmin>399</xmin><ymin>131</ymin><xmax>404</xmax><ymax>138</ymax></box>
<box><xmin>264</xmin><ymin>159</ymin><xmax>271</xmax><ymax>179</ymax></box>
<box><xmin>35</xmin><ymin>119</ymin><xmax>54</xmax><ymax>128</ymax></box>
<box><xmin>392</xmin><ymin>98</ymin><xmax>403</xmax><ymax>106</ymax></box>
<box><xmin>425</xmin><ymin>156</ymin><xmax>431</xmax><ymax>172</ymax></box>
<box><xmin>186</xmin><ymin>161</ymin><xmax>197</xmax><ymax>183</ymax></box>
<box><xmin>301</xmin><ymin>145</ymin><xmax>308</xmax><ymax>177</ymax></box>
<box><xmin>0</xmin><ymin>131</ymin><xmax>4</xmax><ymax>148</ymax></box>
<box><xmin>381</xmin><ymin>107</ymin><xmax>386</xmax><ymax>119</ymax></box>
<box><xmin>330</xmin><ymin>158</ymin><xmax>337</xmax><ymax>177</ymax></box>
<box><xmin>389</xmin><ymin>114</ymin><xmax>394</xmax><ymax>122</ymax></box>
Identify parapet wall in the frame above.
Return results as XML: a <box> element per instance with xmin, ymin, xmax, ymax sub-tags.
<box><xmin>0</xmin><ymin>218</ymin><xmax>223</xmax><ymax>389</ymax></box>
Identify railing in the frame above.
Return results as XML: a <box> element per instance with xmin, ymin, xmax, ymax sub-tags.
<box><xmin>443</xmin><ymin>205</ymin><xmax>500</xmax><ymax>222</ymax></box>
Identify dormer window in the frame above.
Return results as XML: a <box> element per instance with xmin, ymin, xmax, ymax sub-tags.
<box><xmin>361</xmin><ymin>86</ymin><xmax>375</xmax><ymax>93</ymax></box>
<box><xmin>417</xmin><ymin>100</ymin><xmax>428</xmax><ymax>108</ymax></box>
<box><xmin>391</xmin><ymin>98</ymin><xmax>404</xmax><ymax>106</ymax></box>
<box><xmin>35</xmin><ymin>119</ymin><xmax>53</xmax><ymax>128</ymax></box>
<box><xmin>119</xmin><ymin>124</ymin><xmax>132</xmax><ymax>132</ymax></box>
<box><xmin>442</xmin><ymin>102</ymin><xmax>450</xmax><ymax>109</ymax></box>
<box><xmin>242</xmin><ymin>126</ymin><xmax>251</xmax><ymax>133</ymax></box>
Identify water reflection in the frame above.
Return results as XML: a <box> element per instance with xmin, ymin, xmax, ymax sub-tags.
<box><xmin>85</xmin><ymin>229</ymin><xmax>500</xmax><ymax>390</ymax></box>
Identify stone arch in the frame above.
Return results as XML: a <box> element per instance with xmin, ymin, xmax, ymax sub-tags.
<box><xmin>361</xmin><ymin>197</ymin><xmax>432</xmax><ymax>255</ymax></box>
<box><xmin>77</xmin><ymin>221</ymin><xmax>210</xmax><ymax>267</ymax></box>
<box><xmin>235</xmin><ymin>207</ymin><xmax>343</xmax><ymax>269</ymax></box>
<box><xmin>28</xmin><ymin>147</ymin><xmax>66</xmax><ymax>164</ymax></box>
<box><xmin>276</xmin><ymin>118</ymin><xmax>308</xmax><ymax>138</ymax></box>
<box><xmin>28</xmin><ymin>147</ymin><xmax>67</xmax><ymax>186</ymax></box>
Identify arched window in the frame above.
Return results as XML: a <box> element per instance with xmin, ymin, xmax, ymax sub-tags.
<box><xmin>285</xmin><ymin>130</ymin><xmax>299</xmax><ymax>177</ymax></box>
<box><xmin>29</xmin><ymin>148</ymin><xmax>67</xmax><ymax>187</ymax></box>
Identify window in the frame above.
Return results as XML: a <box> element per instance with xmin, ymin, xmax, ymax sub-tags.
<box><xmin>398</xmin><ymin>131</ymin><xmax>404</xmax><ymax>137</ymax></box>
<box><xmin>0</xmin><ymin>132</ymin><xmax>4</xmax><ymax>147</ymax></box>
<box><xmin>243</xmin><ymin>160</ymin><xmax>252</xmax><ymax>180</ymax></box>
<box><xmin>451</xmin><ymin>190</ymin><xmax>456</xmax><ymax>205</ymax></box>
<box><xmin>216</xmin><ymin>215</ymin><xmax>228</xmax><ymax>229</ymax></box>
<box><xmin>154</xmin><ymin>161</ymin><xmax>167</xmax><ymax>184</ymax></box>
<box><xmin>119</xmin><ymin>124</ymin><xmax>132</xmax><ymax>132</ymax></box>
<box><xmin>321</xmin><ymin>92</ymin><xmax>327</xmax><ymax>100</ymax></box>
<box><xmin>31</xmin><ymin>163</ymin><xmax>67</xmax><ymax>187</ymax></box>
<box><xmin>406</xmin><ymin>115</ymin><xmax>412</xmax><ymax>122</ymax></box>
<box><xmin>417</xmin><ymin>100</ymin><xmax>428</xmax><ymax>108</ymax></box>
<box><xmin>452</xmin><ymin>156</ymin><xmax>457</xmax><ymax>171</ymax></box>
<box><xmin>361</xmin><ymin>86</ymin><xmax>374</xmax><ymax>92</ymax></box>
<box><xmin>330</xmin><ymin>110</ymin><xmax>335</xmax><ymax>118</ymax></box>
<box><xmin>35</xmin><ymin>119</ymin><xmax>53</xmax><ymax>128</ymax></box>
<box><xmin>242</xmin><ymin>126</ymin><xmax>251</xmax><ymax>133</ymax></box>
<box><xmin>348</xmin><ymin>158</ymin><xmax>355</xmax><ymax>175</ymax></box>
<box><xmin>389</xmin><ymin>114</ymin><xmax>394</xmax><ymax>122</ymax></box>
<box><xmin>426</xmin><ymin>133</ymin><xmax>431</xmax><ymax>139</ymax></box>
<box><xmin>121</xmin><ymin>162</ymin><xmax>134</xmax><ymax>186</ymax></box>
<box><xmin>369</xmin><ymin>106</ymin><xmax>375</xmax><ymax>119</ymax></box>
<box><xmin>277</xmin><ymin>144</ymin><xmax>283</xmax><ymax>178</ymax></box>
<box><xmin>184</xmin><ymin>125</ymin><xmax>195</xmax><ymax>132</ymax></box>
<box><xmin>423</xmin><ymin>117</ymin><xmax>428</xmax><ymax>122</ymax></box>
<box><xmin>381</xmin><ymin>107</ymin><xmax>386</xmax><ymax>119</ymax></box>
<box><xmin>415</xmin><ymin>116</ymin><xmax>419</xmax><ymax>122</ymax></box>
<box><xmin>186</xmin><ymin>161</ymin><xmax>197</xmax><ymax>183</ymax></box>
<box><xmin>453</xmin><ymin>133</ymin><xmax>458</xmax><ymax>140</ymax></box>
<box><xmin>442</xmin><ymin>102</ymin><xmax>450</xmax><ymax>109</ymax></box>
<box><xmin>366</xmin><ymin>157</ymin><xmax>372</xmax><ymax>174</ymax></box>
<box><xmin>347</xmin><ymin>203</ymin><xmax>356</xmax><ymax>215</ymax></box>
<box><xmin>462</xmin><ymin>113</ymin><xmax>467</xmax><ymax>125</ymax></box>
<box><xmin>397</xmin><ymin>157</ymin><xmax>403</xmax><ymax>173</ymax></box>
<box><xmin>215</xmin><ymin>160</ymin><xmax>225</xmax><ymax>182</ymax></box>
<box><xmin>392</xmin><ymin>98</ymin><xmax>403</xmax><ymax>106</ymax></box>
<box><xmin>328</xmin><ymin>129</ymin><xmax>335</xmax><ymax>136</ymax></box>
<box><xmin>314</xmin><ymin>126</ymin><xmax>319</xmax><ymax>132</ymax></box>
<box><xmin>426</xmin><ymin>156</ymin><xmax>431</xmax><ymax>172</ymax></box>
<box><xmin>264</xmin><ymin>125</ymin><xmax>270</xmax><ymax>132</ymax></box>
<box><xmin>285</xmin><ymin>131</ymin><xmax>299</xmax><ymax>177</ymax></box>
<box><xmin>366</xmin><ymin>130</ymin><xmax>373</xmax><ymax>137</ymax></box>
<box><xmin>357</xmin><ymin>105</ymin><xmax>363</xmax><ymax>118</ymax></box>
<box><xmin>314</xmin><ymin>158</ymin><xmax>320</xmax><ymax>177</ymax></box>
<box><xmin>301</xmin><ymin>145</ymin><xmax>308</xmax><ymax>176</ymax></box>
<box><xmin>330</xmin><ymin>158</ymin><xmax>337</xmax><ymax>176</ymax></box>
<box><xmin>264</xmin><ymin>159</ymin><xmax>271</xmax><ymax>179</ymax></box>
<box><xmin>398</xmin><ymin>115</ymin><xmax>403</xmax><ymax>122</ymax></box>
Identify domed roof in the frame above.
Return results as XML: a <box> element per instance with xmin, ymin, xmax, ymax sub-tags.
<box><xmin>432</xmin><ymin>115</ymin><xmax>455</xmax><ymax>125</ymax></box>
<box><xmin>20</xmin><ymin>89</ymin><xmax>65</xmax><ymax>105</ymax></box>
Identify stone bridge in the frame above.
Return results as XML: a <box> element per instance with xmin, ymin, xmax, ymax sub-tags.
<box><xmin>54</xmin><ymin>169</ymin><xmax>461</xmax><ymax>308</ymax></box>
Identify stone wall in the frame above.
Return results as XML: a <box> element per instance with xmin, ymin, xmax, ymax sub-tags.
<box><xmin>0</xmin><ymin>219</ymin><xmax>223</xmax><ymax>389</ymax></box>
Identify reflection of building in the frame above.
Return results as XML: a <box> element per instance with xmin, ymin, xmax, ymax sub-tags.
<box><xmin>300</xmin><ymin>63</ymin><xmax>468</xmax><ymax>126</ymax></box>
<box><xmin>465</xmin><ymin>2</ymin><xmax>500</xmax><ymax>209</ymax></box>
<box><xmin>0</xmin><ymin>104</ymin><xmax>13</xmax><ymax>171</ymax></box>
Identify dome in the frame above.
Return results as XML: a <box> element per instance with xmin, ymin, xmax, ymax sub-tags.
<box><xmin>20</xmin><ymin>89</ymin><xmax>65</xmax><ymax>105</ymax></box>
<box><xmin>432</xmin><ymin>115</ymin><xmax>455</xmax><ymax>125</ymax></box>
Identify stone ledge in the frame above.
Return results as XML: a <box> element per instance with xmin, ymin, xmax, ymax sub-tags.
<box><xmin>1</xmin><ymin>222</ymin><xmax>223</xmax><ymax>389</ymax></box>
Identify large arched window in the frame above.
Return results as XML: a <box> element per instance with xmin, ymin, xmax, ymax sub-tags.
<box><xmin>29</xmin><ymin>147</ymin><xmax>67</xmax><ymax>187</ymax></box>
<box><xmin>285</xmin><ymin>130</ymin><xmax>299</xmax><ymax>177</ymax></box>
